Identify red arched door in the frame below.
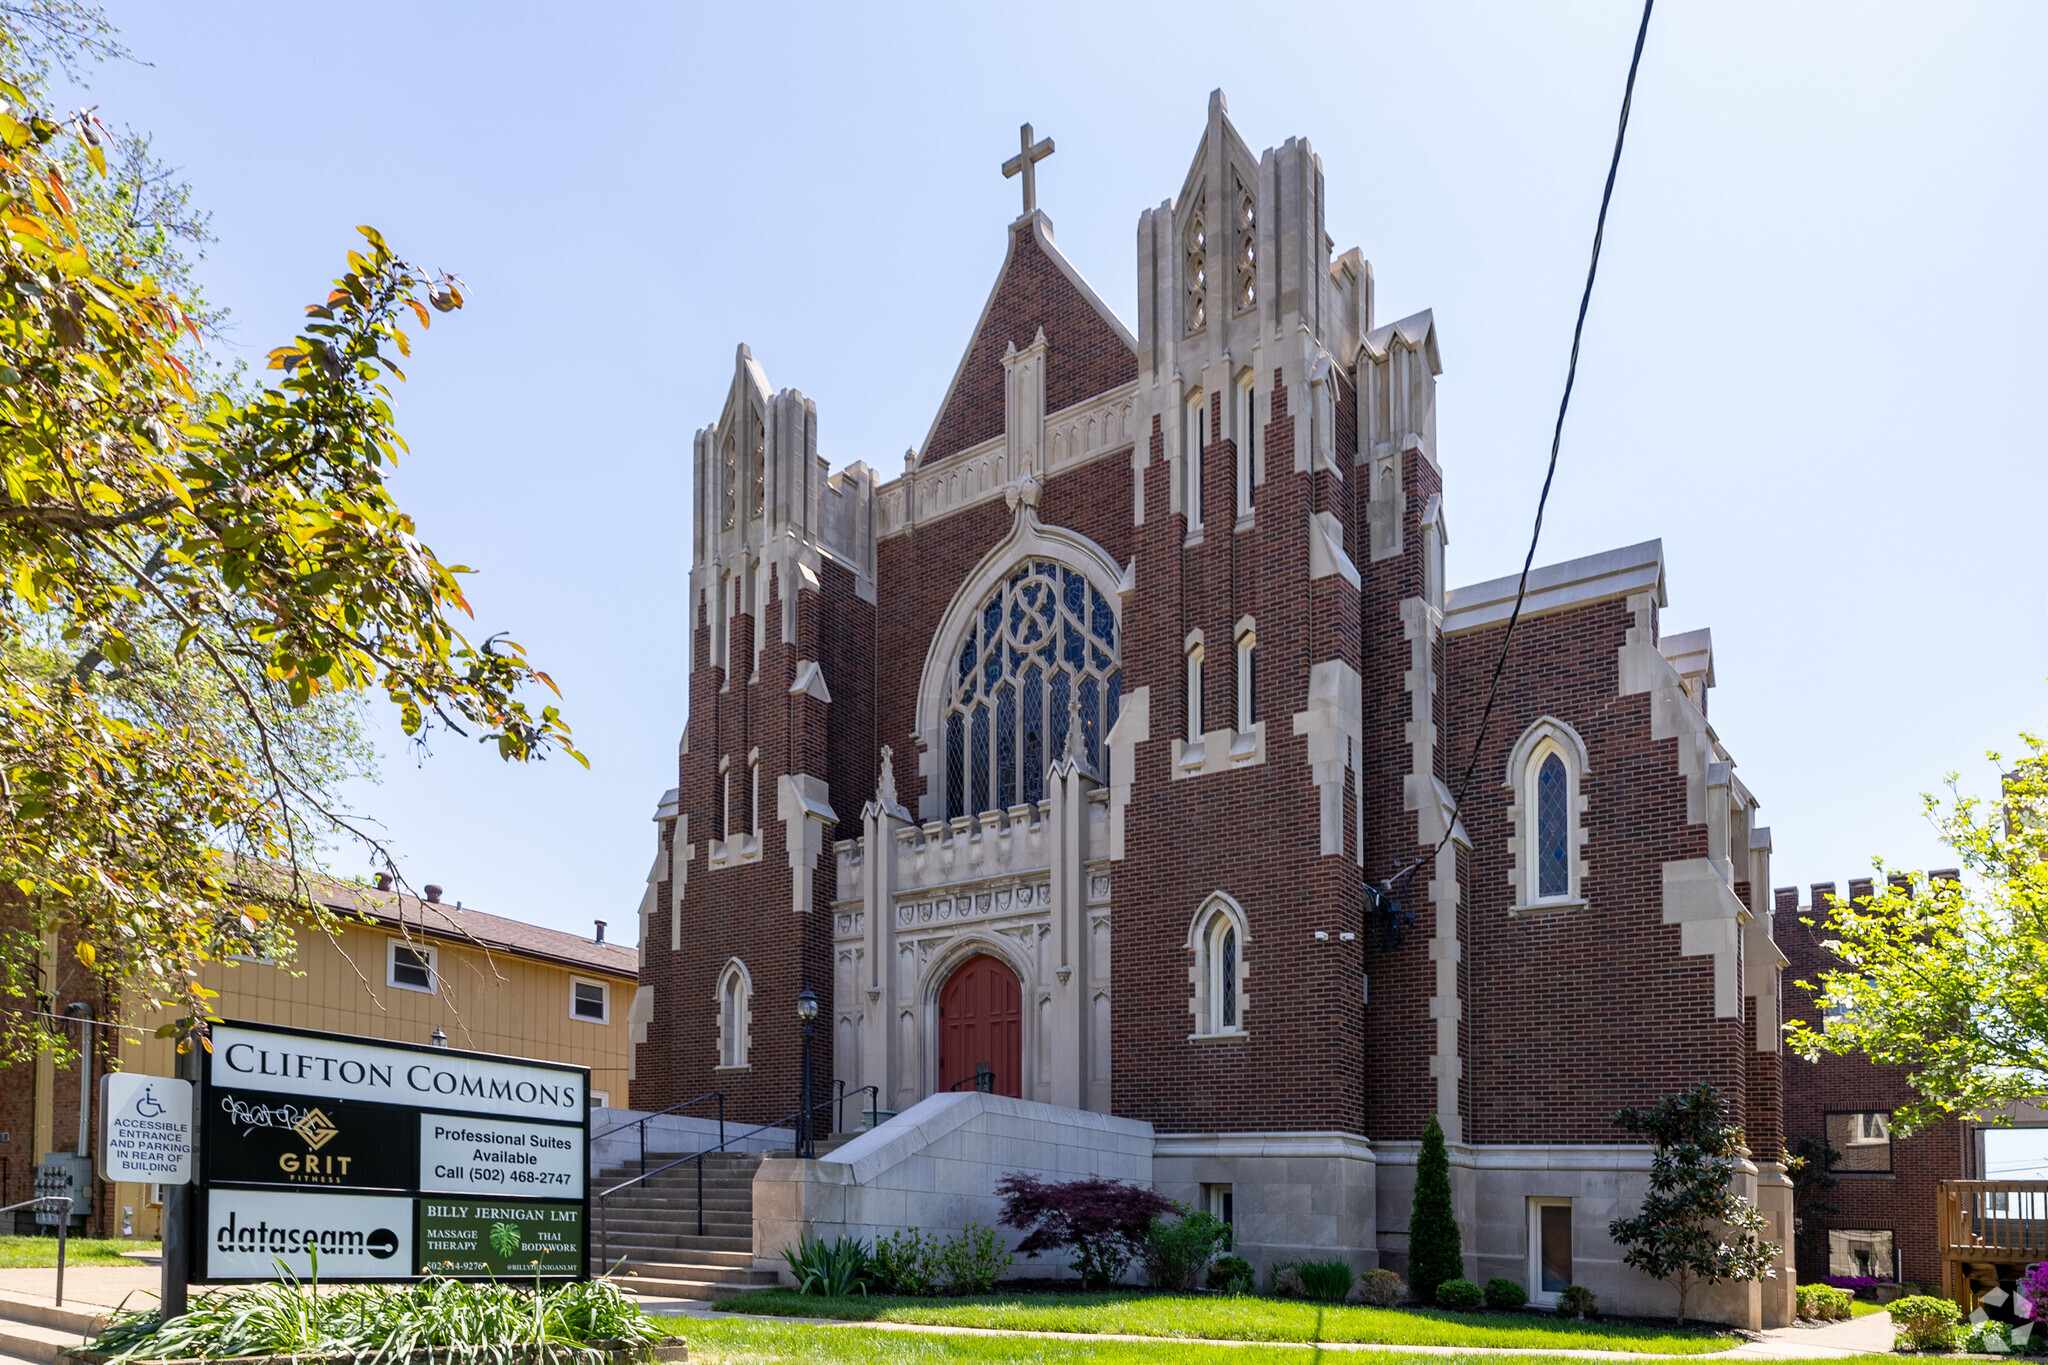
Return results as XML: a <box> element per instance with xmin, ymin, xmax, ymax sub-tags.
<box><xmin>937</xmin><ymin>954</ymin><xmax>1023</xmax><ymax>1098</ymax></box>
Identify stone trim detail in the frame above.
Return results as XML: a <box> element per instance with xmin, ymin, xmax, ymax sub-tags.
<box><xmin>1105</xmin><ymin>685</ymin><xmax>1149</xmax><ymax>861</ymax></box>
<box><xmin>1184</xmin><ymin>891</ymin><xmax>1250</xmax><ymax>1040</ymax></box>
<box><xmin>778</xmin><ymin>773</ymin><xmax>836</xmax><ymax>915</ymax></box>
<box><xmin>1292</xmin><ymin>659</ymin><xmax>1361</xmax><ymax>860</ymax></box>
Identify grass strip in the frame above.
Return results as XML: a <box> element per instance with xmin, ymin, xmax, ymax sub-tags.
<box><xmin>715</xmin><ymin>1291</ymin><xmax>1737</xmax><ymax>1355</ymax></box>
<box><xmin>0</xmin><ymin>1236</ymin><xmax>160</xmax><ymax>1268</ymax></box>
<box><xmin>681</xmin><ymin>1316</ymin><xmax>1881</xmax><ymax>1365</ymax></box>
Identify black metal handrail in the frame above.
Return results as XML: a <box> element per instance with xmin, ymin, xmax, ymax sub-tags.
<box><xmin>590</xmin><ymin>1091</ymin><xmax>724</xmax><ymax>1181</ymax></box>
<box><xmin>834</xmin><ymin>1078</ymin><xmax>882</xmax><ymax>1134</ymax></box>
<box><xmin>0</xmin><ymin>1196</ymin><xmax>73</xmax><ymax>1305</ymax></box>
<box><xmin>947</xmin><ymin>1064</ymin><xmax>995</xmax><ymax>1093</ymax></box>
<box><xmin>590</xmin><ymin>1087</ymin><xmax>879</xmax><ymax>1274</ymax></box>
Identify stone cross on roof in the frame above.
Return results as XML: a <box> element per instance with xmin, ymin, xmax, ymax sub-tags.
<box><xmin>1002</xmin><ymin>122</ymin><xmax>1054</xmax><ymax>216</ymax></box>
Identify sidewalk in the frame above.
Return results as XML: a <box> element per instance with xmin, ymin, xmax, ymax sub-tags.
<box><xmin>0</xmin><ymin>1267</ymin><xmax>159</xmax><ymax>1314</ymax></box>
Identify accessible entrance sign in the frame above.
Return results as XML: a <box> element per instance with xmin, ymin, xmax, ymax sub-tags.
<box><xmin>193</xmin><ymin>1021</ymin><xmax>589</xmax><ymax>1282</ymax></box>
<box><xmin>99</xmin><ymin>1073</ymin><xmax>193</xmax><ymax>1184</ymax></box>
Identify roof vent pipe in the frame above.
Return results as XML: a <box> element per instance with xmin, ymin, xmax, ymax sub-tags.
<box><xmin>594</xmin><ymin>920</ymin><xmax>607</xmax><ymax>944</ymax></box>
<box><xmin>424</xmin><ymin>884</ymin><xmax>443</xmax><ymax>903</ymax></box>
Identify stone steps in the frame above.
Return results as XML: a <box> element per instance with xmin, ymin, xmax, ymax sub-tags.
<box><xmin>0</xmin><ymin>1295</ymin><xmax>102</xmax><ymax>1365</ymax></box>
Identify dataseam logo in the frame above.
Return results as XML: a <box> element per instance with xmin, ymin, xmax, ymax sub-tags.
<box><xmin>204</xmin><ymin>1190</ymin><xmax>414</xmax><ymax>1280</ymax></box>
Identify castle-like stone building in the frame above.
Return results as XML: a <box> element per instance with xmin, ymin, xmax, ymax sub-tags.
<box><xmin>629</xmin><ymin>93</ymin><xmax>1794</xmax><ymax>1324</ymax></box>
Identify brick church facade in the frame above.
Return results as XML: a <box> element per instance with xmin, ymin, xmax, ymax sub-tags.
<box><xmin>629</xmin><ymin>93</ymin><xmax>1796</xmax><ymax>1324</ymax></box>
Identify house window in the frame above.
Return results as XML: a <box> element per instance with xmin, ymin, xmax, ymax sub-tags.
<box><xmin>1506</xmin><ymin>718</ymin><xmax>1589</xmax><ymax>911</ymax></box>
<box><xmin>571</xmin><ymin>976</ymin><xmax>610</xmax><ymax>1024</ymax></box>
<box><xmin>1187</xmin><ymin>893</ymin><xmax>1248</xmax><ymax>1038</ymax></box>
<box><xmin>1185</xmin><ymin>639</ymin><xmax>1205</xmax><ymax>742</ymax></box>
<box><xmin>1529</xmin><ymin>1198</ymin><xmax>1573</xmax><ymax>1305</ymax></box>
<box><xmin>1235</xmin><ymin>625</ymin><xmax>1257</xmax><ymax>732</ymax></box>
<box><xmin>588</xmin><ymin>1090</ymin><xmax>611</xmax><ymax>1110</ymax></box>
<box><xmin>941</xmin><ymin>560</ymin><xmax>1121</xmax><ymax>819</ymax></box>
<box><xmin>1827</xmin><ymin>1228</ymin><xmax>1895</xmax><ymax>1278</ymax></box>
<box><xmin>1826</xmin><ymin>1112</ymin><xmax>1893</xmax><ymax>1173</ymax></box>
<box><xmin>1185</xmin><ymin>392</ymin><xmax>1206</xmax><ymax>528</ymax></box>
<box><xmin>1234</xmin><ymin>372</ymin><xmax>1255</xmax><ymax>517</ymax></box>
<box><xmin>716</xmin><ymin>958</ymin><xmax>753</xmax><ymax>1069</ymax></box>
<box><xmin>388</xmin><ymin>940</ymin><xmax>436</xmax><ymax>994</ymax></box>
<box><xmin>1203</xmin><ymin>1182</ymin><xmax>1235</xmax><ymax>1228</ymax></box>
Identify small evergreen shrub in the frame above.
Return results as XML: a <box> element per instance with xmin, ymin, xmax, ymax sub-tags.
<box><xmin>1796</xmin><ymin>1282</ymin><xmax>1853</xmax><ymax>1321</ymax></box>
<box><xmin>1408</xmin><ymin>1113</ymin><xmax>1464</xmax><ymax>1304</ymax></box>
<box><xmin>1141</xmin><ymin>1203</ymin><xmax>1233</xmax><ymax>1291</ymax></box>
<box><xmin>936</xmin><ymin>1222</ymin><xmax>1013</xmax><ymax>1295</ymax></box>
<box><xmin>1207</xmin><ymin>1255</ymin><xmax>1255</xmax><ymax>1295</ymax></box>
<box><xmin>1890</xmin><ymin>1294</ymin><xmax>1961</xmax><ymax>1351</ymax></box>
<box><xmin>997</xmin><ymin>1173</ymin><xmax>1173</xmax><ymax>1288</ymax></box>
<box><xmin>1555</xmin><ymin>1284</ymin><xmax>1599</xmax><ymax>1320</ymax></box>
<box><xmin>1483</xmin><ymin>1277</ymin><xmax>1529</xmax><ymax>1311</ymax></box>
<box><xmin>872</xmin><ymin>1227</ymin><xmax>938</xmax><ymax>1296</ymax></box>
<box><xmin>1435</xmin><ymin>1277</ymin><xmax>1484</xmax><ymax>1312</ymax></box>
<box><xmin>1357</xmin><ymin>1268</ymin><xmax>1405</xmax><ymax>1308</ymax></box>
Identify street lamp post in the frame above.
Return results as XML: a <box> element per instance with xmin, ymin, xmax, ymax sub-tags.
<box><xmin>795</xmin><ymin>988</ymin><xmax>818</xmax><ymax>1159</ymax></box>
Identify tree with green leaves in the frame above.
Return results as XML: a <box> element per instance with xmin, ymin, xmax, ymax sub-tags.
<box><xmin>1782</xmin><ymin>734</ymin><xmax>2048</xmax><ymax>1136</ymax></box>
<box><xmin>1407</xmin><ymin>1112</ymin><xmax>1463</xmax><ymax>1304</ymax></box>
<box><xmin>1608</xmin><ymin>1084</ymin><xmax>1778</xmax><ymax>1324</ymax></box>
<box><xmin>0</xmin><ymin>11</ymin><xmax>578</xmax><ymax>1065</ymax></box>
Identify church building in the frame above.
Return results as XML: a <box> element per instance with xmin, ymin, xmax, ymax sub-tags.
<box><xmin>629</xmin><ymin>92</ymin><xmax>1795</xmax><ymax>1324</ymax></box>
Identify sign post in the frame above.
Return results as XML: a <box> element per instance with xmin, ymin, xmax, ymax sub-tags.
<box><xmin>160</xmin><ymin>1042</ymin><xmax>201</xmax><ymax>1320</ymax></box>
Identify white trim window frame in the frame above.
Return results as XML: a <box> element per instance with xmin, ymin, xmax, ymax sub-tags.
<box><xmin>1504</xmin><ymin>716</ymin><xmax>1591</xmax><ymax>913</ymax></box>
<box><xmin>1185</xmin><ymin>892</ymin><xmax>1249</xmax><ymax>1041</ymax></box>
<box><xmin>1528</xmin><ymin>1197</ymin><xmax>1574</xmax><ymax>1307</ymax></box>
<box><xmin>716</xmin><ymin>957</ymin><xmax>753</xmax><ymax>1070</ymax></box>
<box><xmin>570</xmin><ymin>975</ymin><xmax>610</xmax><ymax>1024</ymax></box>
<box><xmin>1185</xmin><ymin>390</ymin><xmax>1206</xmax><ymax>531</ymax></box>
<box><xmin>1235</xmin><ymin>623</ymin><xmax>1256</xmax><ymax>733</ymax></box>
<box><xmin>387</xmin><ymin>938</ymin><xmax>437</xmax><ymax>995</ymax></box>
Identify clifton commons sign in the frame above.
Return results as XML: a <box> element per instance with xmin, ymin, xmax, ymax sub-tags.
<box><xmin>195</xmin><ymin>1021</ymin><xmax>590</xmax><ymax>1282</ymax></box>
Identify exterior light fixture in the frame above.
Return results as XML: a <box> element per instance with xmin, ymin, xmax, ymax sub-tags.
<box><xmin>795</xmin><ymin>988</ymin><xmax>819</xmax><ymax>1158</ymax></box>
<box><xmin>429</xmin><ymin>1026</ymin><xmax>448</xmax><ymax>1048</ymax></box>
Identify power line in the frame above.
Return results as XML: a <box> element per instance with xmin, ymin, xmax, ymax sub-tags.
<box><xmin>1376</xmin><ymin>0</ymin><xmax>1657</xmax><ymax>909</ymax></box>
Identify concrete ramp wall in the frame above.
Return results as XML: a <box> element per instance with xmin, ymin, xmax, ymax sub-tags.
<box><xmin>752</xmin><ymin>1092</ymin><xmax>1153</xmax><ymax>1279</ymax></box>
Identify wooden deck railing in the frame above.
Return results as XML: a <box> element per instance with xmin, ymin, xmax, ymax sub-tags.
<box><xmin>1940</xmin><ymin>1180</ymin><xmax>2048</xmax><ymax>1305</ymax></box>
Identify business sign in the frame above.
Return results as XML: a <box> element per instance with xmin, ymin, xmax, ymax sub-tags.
<box><xmin>99</xmin><ymin>1073</ymin><xmax>192</xmax><ymax>1183</ymax></box>
<box><xmin>194</xmin><ymin>1021</ymin><xmax>589</xmax><ymax>1282</ymax></box>
<box><xmin>203</xmin><ymin>1188</ymin><xmax>414</xmax><ymax>1279</ymax></box>
<box><xmin>418</xmin><ymin>1199</ymin><xmax>584</xmax><ymax>1277</ymax></box>
<box><xmin>205</xmin><ymin>1089</ymin><xmax>414</xmax><ymax>1191</ymax></box>
<box><xmin>211</xmin><ymin>1024</ymin><xmax>584</xmax><ymax>1121</ymax></box>
<box><xmin>419</xmin><ymin>1114</ymin><xmax>584</xmax><ymax>1198</ymax></box>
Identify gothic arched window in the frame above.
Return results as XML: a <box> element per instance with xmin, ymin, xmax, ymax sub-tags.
<box><xmin>1232</xmin><ymin>172</ymin><xmax>1256</xmax><ymax>312</ymax></box>
<box><xmin>1536</xmin><ymin>752</ymin><xmax>1569</xmax><ymax>899</ymax></box>
<box><xmin>943</xmin><ymin>560</ymin><xmax>1120</xmax><ymax>820</ymax></box>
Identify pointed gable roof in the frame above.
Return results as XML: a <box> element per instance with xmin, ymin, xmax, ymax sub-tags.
<box><xmin>919</xmin><ymin>210</ymin><xmax>1136</xmax><ymax>465</ymax></box>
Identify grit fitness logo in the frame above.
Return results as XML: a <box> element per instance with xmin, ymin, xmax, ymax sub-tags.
<box><xmin>216</xmin><ymin>1210</ymin><xmax>399</xmax><ymax>1258</ymax></box>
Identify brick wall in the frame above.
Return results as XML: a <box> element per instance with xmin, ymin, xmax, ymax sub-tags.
<box><xmin>1779</xmin><ymin>880</ymin><xmax>1967</xmax><ymax>1287</ymax></box>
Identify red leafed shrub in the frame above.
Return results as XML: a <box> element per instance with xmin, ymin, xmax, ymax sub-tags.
<box><xmin>995</xmin><ymin>1174</ymin><xmax>1174</xmax><ymax>1288</ymax></box>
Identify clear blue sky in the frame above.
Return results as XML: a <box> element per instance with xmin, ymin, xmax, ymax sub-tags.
<box><xmin>64</xmin><ymin>2</ymin><xmax>2048</xmax><ymax>946</ymax></box>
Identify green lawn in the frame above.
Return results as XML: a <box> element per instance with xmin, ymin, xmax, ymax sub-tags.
<box><xmin>681</xmin><ymin>1316</ymin><xmax>1881</xmax><ymax>1365</ymax></box>
<box><xmin>715</xmin><ymin>1290</ymin><xmax>1738</xmax><ymax>1354</ymax></box>
<box><xmin>0</xmin><ymin>1235</ymin><xmax>159</xmax><ymax>1268</ymax></box>
<box><xmin>1848</xmin><ymin>1300</ymin><xmax>1886</xmax><ymax>1319</ymax></box>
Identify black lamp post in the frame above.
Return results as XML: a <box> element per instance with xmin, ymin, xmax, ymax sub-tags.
<box><xmin>795</xmin><ymin>988</ymin><xmax>818</xmax><ymax>1158</ymax></box>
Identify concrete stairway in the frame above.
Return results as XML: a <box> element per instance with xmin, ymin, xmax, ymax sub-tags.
<box><xmin>591</xmin><ymin>1137</ymin><xmax>856</xmax><ymax>1302</ymax></box>
<box><xmin>0</xmin><ymin>1292</ymin><xmax>105</xmax><ymax>1365</ymax></box>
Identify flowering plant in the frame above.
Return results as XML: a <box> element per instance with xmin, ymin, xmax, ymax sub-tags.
<box><xmin>2019</xmin><ymin>1262</ymin><xmax>2048</xmax><ymax>1323</ymax></box>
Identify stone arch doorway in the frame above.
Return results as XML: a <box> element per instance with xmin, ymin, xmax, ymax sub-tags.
<box><xmin>937</xmin><ymin>954</ymin><xmax>1023</xmax><ymax>1098</ymax></box>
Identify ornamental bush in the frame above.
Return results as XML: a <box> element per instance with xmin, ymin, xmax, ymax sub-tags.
<box><xmin>1141</xmin><ymin>1203</ymin><xmax>1233</xmax><ymax>1291</ymax></box>
<box><xmin>1796</xmin><ymin>1282</ymin><xmax>1852</xmax><ymax>1321</ymax></box>
<box><xmin>1207</xmin><ymin>1255</ymin><xmax>1255</xmax><ymax>1295</ymax></box>
<box><xmin>1293</xmin><ymin>1259</ymin><xmax>1356</xmax><ymax>1303</ymax></box>
<box><xmin>1484</xmin><ymin>1277</ymin><xmax>1529</xmax><ymax>1311</ymax></box>
<box><xmin>1890</xmin><ymin>1294</ymin><xmax>1961</xmax><ymax>1351</ymax></box>
<box><xmin>1357</xmin><ymin>1268</ymin><xmax>1406</xmax><ymax>1308</ymax></box>
<box><xmin>872</xmin><ymin>1227</ymin><xmax>938</xmax><ymax>1296</ymax></box>
<box><xmin>996</xmin><ymin>1173</ymin><xmax>1172</xmax><ymax>1289</ymax></box>
<box><xmin>1556</xmin><ymin>1284</ymin><xmax>1599</xmax><ymax>1320</ymax></box>
<box><xmin>935</xmin><ymin>1221</ymin><xmax>1013</xmax><ymax>1295</ymax></box>
<box><xmin>1435</xmin><ymin>1278</ymin><xmax>1485</xmax><ymax>1312</ymax></box>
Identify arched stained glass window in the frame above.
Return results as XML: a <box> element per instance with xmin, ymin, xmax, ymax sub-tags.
<box><xmin>1536</xmin><ymin>751</ymin><xmax>1570</xmax><ymax>898</ymax></box>
<box><xmin>943</xmin><ymin>561</ymin><xmax>1120</xmax><ymax>820</ymax></box>
<box><xmin>1218</xmin><ymin>926</ymin><xmax>1237</xmax><ymax>1029</ymax></box>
